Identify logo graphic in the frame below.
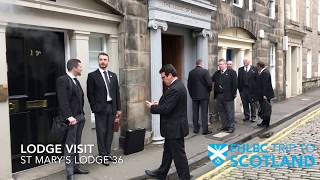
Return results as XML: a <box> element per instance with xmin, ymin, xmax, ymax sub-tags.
<box><xmin>208</xmin><ymin>144</ymin><xmax>228</xmax><ymax>167</ymax></box>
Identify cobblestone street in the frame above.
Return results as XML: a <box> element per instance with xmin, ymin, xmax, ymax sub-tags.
<box><xmin>198</xmin><ymin>109</ymin><xmax>320</xmax><ymax>180</ymax></box>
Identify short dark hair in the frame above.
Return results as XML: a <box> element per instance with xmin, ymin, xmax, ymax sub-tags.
<box><xmin>196</xmin><ymin>59</ymin><xmax>203</xmax><ymax>66</ymax></box>
<box><xmin>257</xmin><ymin>61</ymin><xmax>266</xmax><ymax>68</ymax></box>
<box><xmin>67</xmin><ymin>59</ymin><xmax>81</xmax><ymax>71</ymax></box>
<box><xmin>98</xmin><ymin>52</ymin><xmax>109</xmax><ymax>59</ymax></box>
<box><xmin>159</xmin><ymin>64</ymin><xmax>177</xmax><ymax>77</ymax></box>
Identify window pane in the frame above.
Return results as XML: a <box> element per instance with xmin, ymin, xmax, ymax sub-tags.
<box><xmin>89</xmin><ymin>37</ymin><xmax>103</xmax><ymax>51</ymax></box>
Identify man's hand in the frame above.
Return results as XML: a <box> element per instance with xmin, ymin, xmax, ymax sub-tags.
<box><xmin>263</xmin><ymin>96</ymin><xmax>267</xmax><ymax>100</ymax></box>
<box><xmin>116</xmin><ymin>111</ymin><xmax>122</xmax><ymax>119</ymax></box>
<box><xmin>68</xmin><ymin>116</ymin><xmax>77</xmax><ymax>125</ymax></box>
<box><xmin>146</xmin><ymin>100</ymin><xmax>158</xmax><ymax>108</ymax></box>
<box><xmin>146</xmin><ymin>101</ymin><xmax>153</xmax><ymax>108</ymax></box>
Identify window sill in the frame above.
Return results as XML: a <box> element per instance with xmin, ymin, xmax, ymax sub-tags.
<box><xmin>289</xmin><ymin>20</ymin><xmax>300</xmax><ymax>27</ymax></box>
<box><xmin>233</xmin><ymin>3</ymin><xmax>243</xmax><ymax>8</ymax></box>
<box><xmin>304</xmin><ymin>26</ymin><xmax>313</xmax><ymax>32</ymax></box>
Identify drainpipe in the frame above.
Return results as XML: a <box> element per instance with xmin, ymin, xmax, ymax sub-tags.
<box><xmin>283</xmin><ymin>0</ymin><xmax>287</xmax><ymax>99</ymax></box>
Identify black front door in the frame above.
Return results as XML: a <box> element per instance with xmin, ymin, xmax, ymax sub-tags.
<box><xmin>6</xmin><ymin>28</ymin><xmax>65</xmax><ymax>172</ymax></box>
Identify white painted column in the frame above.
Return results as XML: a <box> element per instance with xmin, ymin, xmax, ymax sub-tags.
<box><xmin>286</xmin><ymin>46</ymin><xmax>292</xmax><ymax>98</ymax></box>
<box><xmin>107</xmin><ymin>35</ymin><xmax>120</xmax><ymax>75</ymax></box>
<box><xmin>218</xmin><ymin>46</ymin><xmax>227</xmax><ymax>60</ymax></box>
<box><xmin>235</xmin><ymin>48</ymin><xmax>245</xmax><ymax>113</ymax></box>
<box><xmin>195</xmin><ymin>29</ymin><xmax>212</xmax><ymax>68</ymax></box>
<box><xmin>0</xmin><ymin>22</ymin><xmax>13</xmax><ymax>180</ymax></box>
<box><xmin>245</xmin><ymin>49</ymin><xmax>253</xmax><ymax>64</ymax></box>
<box><xmin>237</xmin><ymin>48</ymin><xmax>245</xmax><ymax>68</ymax></box>
<box><xmin>69</xmin><ymin>31</ymin><xmax>96</xmax><ymax>154</ymax></box>
<box><xmin>107</xmin><ymin>34</ymin><xmax>120</xmax><ymax>150</ymax></box>
<box><xmin>148</xmin><ymin>20</ymin><xmax>167</xmax><ymax>144</ymax></box>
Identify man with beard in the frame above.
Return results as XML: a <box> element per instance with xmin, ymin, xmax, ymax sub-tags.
<box><xmin>87</xmin><ymin>52</ymin><xmax>121</xmax><ymax>165</ymax></box>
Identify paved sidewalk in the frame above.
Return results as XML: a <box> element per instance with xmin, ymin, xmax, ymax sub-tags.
<box><xmin>14</xmin><ymin>88</ymin><xmax>320</xmax><ymax>180</ymax></box>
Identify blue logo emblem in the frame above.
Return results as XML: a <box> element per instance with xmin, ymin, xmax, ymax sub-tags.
<box><xmin>208</xmin><ymin>144</ymin><xmax>228</xmax><ymax>167</ymax></box>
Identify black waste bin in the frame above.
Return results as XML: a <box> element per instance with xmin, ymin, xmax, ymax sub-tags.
<box><xmin>124</xmin><ymin>128</ymin><xmax>146</xmax><ymax>155</ymax></box>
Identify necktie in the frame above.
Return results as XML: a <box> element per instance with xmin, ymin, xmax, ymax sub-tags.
<box><xmin>103</xmin><ymin>71</ymin><xmax>111</xmax><ymax>96</ymax></box>
<box><xmin>73</xmin><ymin>78</ymin><xmax>82</xmax><ymax>94</ymax></box>
<box><xmin>73</xmin><ymin>78</ymin><xmax>79</xmax><ymax>86</ymax></box>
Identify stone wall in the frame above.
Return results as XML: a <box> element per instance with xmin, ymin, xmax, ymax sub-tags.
<box><xmin>209</xmin><ymin>0</ymin><xmax>285</xmax><ymax>100</ymax></box>
<box><xmin>101</xmin><ymin>0</ymin><xmax>151</xmax><ymax>143</ymax></box>
<box><xmin>300</xmin><ymin>0</ymin><xmax>320</xmax><ymax>87</ymax></box>
<box><xmin>303</xmin><ymin>77</ymin><xmax>320</xmax><ymax>92</ymax></box>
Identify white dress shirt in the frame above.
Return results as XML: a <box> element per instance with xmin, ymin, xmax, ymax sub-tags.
<box><xmin>67</xmin><ymin>72</ymin><xmax>77</xmax><ymax>85</ymax></box>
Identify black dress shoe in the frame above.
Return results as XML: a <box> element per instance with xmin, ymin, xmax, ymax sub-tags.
<box><xmin>250</xmin><ymin>118</ymin><xmax>256</xmax><ymax>122</ymax></box>
<box><xmin>226</xmin><ymin>128</ymin><xmax>234</xmax><ymax>133</ymax></box>
<box><xmin>257</xmin><ymin>123</ymin><xmax>269</xmax><ymax>128</ymax></box>
<box><xmin>106</xmin><ymin>155</ymin><xmax>117</xmax><ymax>162</ymax></box>
<box><xmin>243</xmin><ymin>118</ymin><xmax>250</xmax><ymax>121</ymax></box>
<box><xmin>193</xmin><ymin>129</ymin><xmax>199</xmax><ymax>134</ymax></box>
<box><xmin>67</xmin><ymin>175</ymin><xmax>75</xmax><ymax>180</ymax></box>
<box><xmin>145</xmin><ymin>170</ymin><xmax>163</xmax><ymax>178</ymax></box>
<box><xmin>74</xmin><ymin>168</ymin><xmax>89</xmax><ymax>174</ymax></box>
<box><xmin>202</xmin><ymin>131</ymin><xmax>212</xmax><ymax>135</ymax></box>
<box><xmin>217</xmin><ymin>127</ymin><xmax>227</xmax><ymax>131</ymax></box>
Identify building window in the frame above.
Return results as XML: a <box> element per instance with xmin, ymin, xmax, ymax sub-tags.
<box><xmin>269</xmin><ymin>0</ymin><xmax>276</xmax><ymax>19</ymax></box>
<box><xmin>89</xmin><ymin>34</ymin><xmax>107</xmax><ymax>125</ymax></box>
<box><xmin>233</xmin><ymin>0</ymin><xmax>243</xmax><ymax>8</ymax></box>
<box><xmin>306</xmin><ymin>49</ymin><xmax>312</xmax><ymax>78</ymax></box>
<box><xmin>248</xmin><ymin>0</ymin><xmax>253</xmax><ymax>11</ymax></box>
<box><xmin>306</xmin><ymin>0</ymin><xmax>311</xmax><ymax>27</ymax></box>
<box><xmin>89</xmin><ymin>34</ymin><xmax>107</xmax><ymax>72</ymax></box>
<box><xmin>269</xmin><ymin>43</ymin><xmax>276</xmax><ymax>89</ymax></box>
<box><xmin>290</xmin><ymin>0</ymin><xmax>297</xmax><ymax>21</ymax></box>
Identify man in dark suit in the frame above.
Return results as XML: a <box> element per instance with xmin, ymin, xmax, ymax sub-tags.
<box><xmin>56</xmin><ymin>59</ymin><xmax>89</xmax><ymax>180</ymax></box>
<box><xmin>212</xmin><ymin>59</ymin><xmax>237</xmax><ymax>133</ymax></box>
<box><xmin>256</xmin><ymin>61</ymin><xmax>275</xmax><ymax>128</ymax></box>
<box><xmin>238</xmin><ymin>58</ymin><xmax>258</xmax><ymax>122</ymax></box>
<box><xmin>187</xmin><ymin>59</ymin><xmax>212</xmax><ymax>135</ymax></box>
<box><xmin>145</xmin><ymin>64</ymin><xmax>190</xmax><ymax>180</ymax></box>
<box><xmin>87</xmin><ymin>52</ymin><xmax>121</xmax><ymax>165</ymax></box>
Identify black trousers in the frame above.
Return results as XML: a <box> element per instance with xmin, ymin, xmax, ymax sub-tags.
<box><xmin>156</xmin><ymin>138</ymin><xmax>190</xmax><ymax>180</ymax></box>
<box><xmin>240</xmin><ymin>88</ymin><xmax>256</xmax><ymax>120</ymax></box>
<box><xmin>192</xmin><ymin>99</ymin><xmax>209</xmax><ymax>133</ymax></box>
<box><xmin>216</xmin><ymin>94</ymin><xmax>235</xmax><ymax>130</ymax></box>
<box><xmin>64</xmin><ymin>120</ymin><xmax>85</xmax><ymax>176</ymax></box>
<box><xmin>95</xmin><ymin>103</ymin><xmax>114</xmax><ymax>156</ymax></box>
<box><xmin>258</xmin><ymin>99</ymin><xmax>271</xmax><ymax>126</ymax></box>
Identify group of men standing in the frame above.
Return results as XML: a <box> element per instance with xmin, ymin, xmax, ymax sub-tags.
<box><xmin>56</xmin><ymin>52</ymin><xmax>121</xmax><ymax>180</ymax></box>
<box><xmin>188</xmin><ymin>58</ymin><xmax>275</xmax><ymax>135</ymax></box>
<box><xmin>56</xmin><ymin>53</ymin><xmax>274</xmax><ymax>180</ymax></box>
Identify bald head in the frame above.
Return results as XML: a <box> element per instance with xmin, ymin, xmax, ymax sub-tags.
<box><xmin>227</xmin><ymin>61</ymin><xmax>233</xmax><ymax>69</ymax></box>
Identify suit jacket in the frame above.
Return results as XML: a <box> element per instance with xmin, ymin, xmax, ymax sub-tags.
<box><xmin>87</xmin><ymin>69</ymin><xmax>121</xmax><ymax>114</ymax></box>
<box><xmin>150</xmin><ymin>79</ymin><xmax>189</xmax><ymax>139</ymax></box>
<box><xmin>187</xmin><ymin>66</ymin><xmax>212</xmax><ymax>100</ymax></box>
<box><xmin>238</xmin><ymin>66</ymin><xmax>258</xmax><ymax>95</ymax></box>
<box><xmin>212</xmin><ymin>69</ymin><xmax>238</xmax><ymax>101</ymax></box>
<box><xmin>56</xmin><ymin>74</ymin><xmax>84</xmax><ymax>120</ymax></box>
<box><xmin>256</xmin><ymin>69</ymin><xmax>275</xmax><ymax>100</ymax></box>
